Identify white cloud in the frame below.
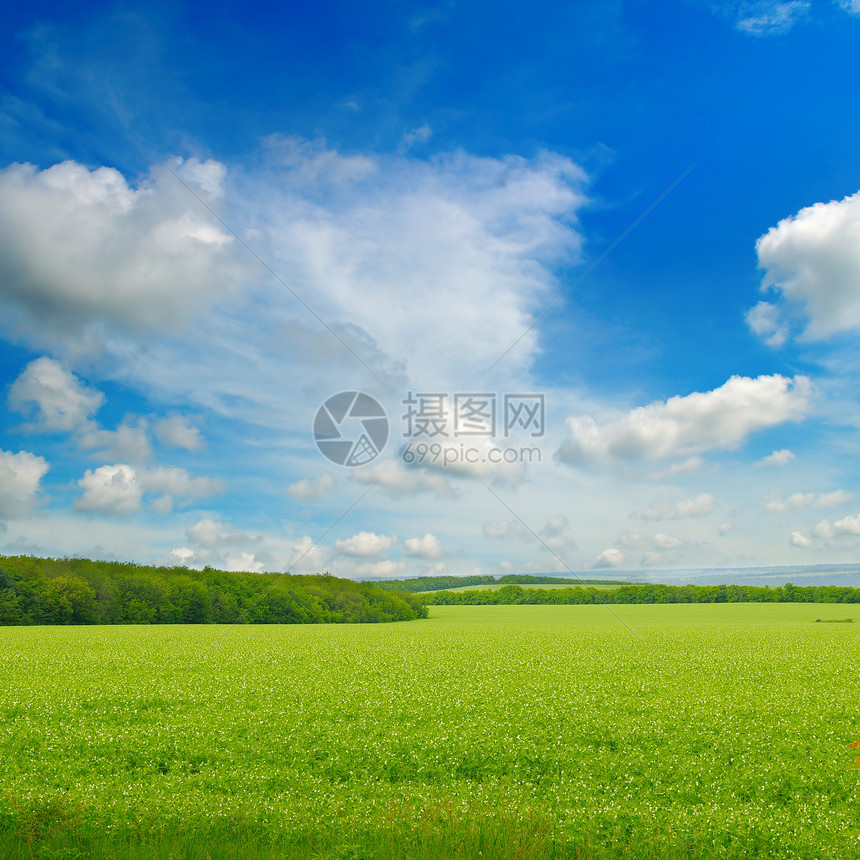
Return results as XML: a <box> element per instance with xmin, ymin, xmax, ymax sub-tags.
<box><xmin>138</xmin><ymin>466</ymin><xmax>224</xmax><ymax>499</ymax></box>
<box><xmin>79</xmin><ymin>419</ymin><xmax>153</xmax><ymax>462</ymax></box>
<box><xmin>541</xmin><ymin>515</ymin><xmax>569</xmax><ymax>537</ymax></box>
<box><xmin>640</xmin><ymin>493</ymin><xmax>717</xmax><ymax>521</ymax></box>
<box><xmin>186</xmin><ymin>518</ymin><xmax>259</xmax><ymax>549</ymax></box>
<box><xmin>619</xmin><ymin>531</ymin><xmax>650</xmax><ymax>549</ymax></box>
<box><xmin>807</xmin><ymin>514</ymin><xmax>860</xmax><ymax>541</ymax></box>
<box><xmin>252</xmin><ymin>139</ymin><xmax>588</xmax><ymax>386</ymax></box>
<box><xmin>812</xmin><ymin>519</ymin><xmax>835</xmax><ymax>539</ymax></box>
<box><xmin>76</xmin><ymin>464</ymin><xmax>223</xmax><ymax>517</ymax></box>
<box><xmin>166</xmin><ymin>546</ymin><xmax>196</xmax><ymax>566</ymax></box>
<box><xmin>653</xmin><ymin>533</ymin><xmax>682</xmax><ymax>549</ymax></box>
<box><xmin>287</xmin><ymin>535</ymin><xmax>330</xmax><ymax>572</ymax></box>
<box><xmin>755</xmin><ymin>448</ymin><xmax>795</xmax><ymax>467</ymax></box>
<box><xmin>557</xmin><ymin>375</ymin><xmax>810</xmax><ymax>466</ymax></box>
<box><xmin>0</xmin><ymin>159</ymin><xmax>249</xmax><ymax>347</ymax></box>
<box><xmin>403</xmin><ymin>533</ymin><xmax>443</xmax><ymax>558</ymax></box>
<box><xmin>619</xmin><ymin>531</ymin><xmax>680</xmax><ymax>551</ymax></box>
<box><xmin>593</xmin><ymin>548</ymin><xmax>625</xmax><ymax>568</ymax></box>
<box><xmin>765</xmin><ymin>492</ymin><xmax>815</xmax><ymax>512</ymax></box>
<box><xmin>153</xmin><ymin>416</ymin><xmax>205</xmax><ymax>451</ymax></box>
<box><xmin>735</xmin><ymin>1</ymin><xmax>809</xmax><ymax>35</ymax></box>
<box><xmin>287</xmin><ymin>474</ymin><xmax>336</xmax><ymax>502</ymax></box>
<box><xmin>790</xmin><ymin>531</ymin><xmax>812</xmax><ymax>547</ymax></box>
<box><xmin>832</xmin><ymin>513</ymin><xmax>860</xmax><ymax>535</ymax></box>
<box><xmin>350</xmin><ymin>459</ymin><xmax>454</xmax><ymax>498</ymax></box>
<box><xmin>838</xmin><ymin>0</ymin><xmax>860</xmax><ymax>14</ymax></box>
<box><xmin>641</xmin><ymin>551</ymin><xmax>665</xmax><ymax>566</ymax></box>
<box><xmin>8</xmin><ymin>357</ymin><xmax>103</xmax><ymax>432</ymax></box>
<box><xmin>745</xmin><ymin>301</ymin><xmax>789</xmax><ymax>348</ymax></box>
<box><xmin>750</xmin><ymin>189</ymin><xmax>860</xmax><ymax>342</ymax></box>
<box><xmin>766</xmin><ymin>490</ymin><xmax>852</xmax><ymax>511</ymax></box>
<box><xmin>0</xmin><ymin>449</ymin><xmax>49</xmax><ymax>518</ymax></box>
<box><xmin>816</xmin><ymin>490</ymin><xmax>854</xmax><ymax>508</ymax></box>
<box><xmin>334</xmin><ymin>531</ymin><xmax>397</xmax><ymax>557</ymax></box>
<box><xmin>482</xmin><ymin>520</ymin><xmax>527</xmax><ymax>539</ymax></box>
<box><xmin>150</xmin><ymin>495</ymin><xmax>174</xmax><ymax>515</ymax></box>
<box><xmin>76</xmin><ymin>464</ymin><xmax>141</xmax><ymax>515</ymax></box>
<box><xmin>222</xmin><ymin>552</ymin><xmax>265</xmax><ymax>573</ymax></box>
<box><xmin>648</xmin><ymin>456</ymin><xmax>705</xmax><ymax>480</ymax></box>
<box><xmin>354</xmin><ymin>560</ymin><xmax>407</xmax><ymax>579</ymax></box>
<box><xmin>718</xmin><ymin>522</ymin><xmax>734</xmax><ymax>536</ymax></box>
<box><xmin>402</xmin><ymin>124</ymin><xmax>432</xmax><ymax>148</ymax></box>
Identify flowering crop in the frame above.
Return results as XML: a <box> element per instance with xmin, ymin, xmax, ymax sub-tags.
<box><xmin>0</xmin><ymin>603</ymin><xmax>858</xmax><ymax>858</ymax></box>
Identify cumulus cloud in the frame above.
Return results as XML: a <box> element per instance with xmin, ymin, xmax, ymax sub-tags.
<box><xmin>153</xmin><ymin>416</ymin><xmax>205</xmax><ymax>451</ymax></box>
<box><xmin>755</xmin><ymin>448</ymin><xmax>795</xmax><ymax>467</ymax></box>
<box><xmin>641</xmin><ymin>551</ymin><xmax>665</xmax><ymax>566</ymax></box>
<box><xmin>593</xmin><ymin>548</ymin><xmax>625</xmax><ymax>568</ymax></box>
<box><xmin>810</xmin><ymin>514</ymin><xmax>860</xmax><ymax>540</ymax></box>
<box><xmin>718</xmin><ymin>522</ymin><xmax>734</xmax><ymax>536</ymax></box>
<box><xmin>619</xmin><ymin>531</ymin><xmax>681</xmax><ymax>551</ymax></box>
<box><xmin>76</xmin><ymin>464</ymin><xmax>141</xmax><ymax>515</ymax></box>
<box><xmin>350</xmin><ymin>459</ymin><xmax>454</xmax><ymax>498</ymax></box>
<box><xmin>0</xmin><ymin>449</ymin><xmax>49</xmax><ymax>518</ymax></box>
<box><xmin>186</xmin><ymin>518</ymin><xmax>259</xmax><ymax>549</ymax></box>
<box><xmin>8</xmin><ymin>357</ymin><xmax>103</xmax><ymax>432</ymax></box>
<box><xmin>766</xmin><ymin>490</ymin><xmax>852</xmax><ymax>511</ymax></box>
<box><xmin>76</xmin><ymin>464</ymin><xmax>224</xmax><ymax>516</ymax></box>
<box><xmin>745</xmin><ymin>301</ymin><xmax>789</xmax><ymax>348</ymax></box>
<box><xmin>287</xmin><ymin>535</ymin><xmax>330</xmax><ymax>572</ymax></box>
<box><xmin>790</xmin><ymin>531</ymin><xmax>812</xmax><ymax>547</ymax></box>
<box><xmin>287</xmin><ymin>474</ymin><xmax>336</xmax><ymax>502</ymax></box>
<box><xmin>832</xmin><ymin>514</ymin><xmax>860</xmax><ymax>535</ymax></box>
<box><xmin>79</xmin><ymin>419</ymin><xmax>153</xmax><ymax>462</ymax></box>
<box><xmin>138</xmin><ymin>466</ymin><xmax>224</xmax><ymax>498</ymax></box>
<box><xmin>334</xmin><ymin>531</ymin><xmax>397</xmax><ymax>557</ymax></box>
<box><xmin>556</xmin><ymin>375</ymin><xmax>810</xmax><ymax>466</ymax></box>
<box><xmin>640</xmin><ymin>493</ymin><xmax>717</xmax><ymax>521</ymax></box>
<box><xmin>403</xmin><ymin>533</ymin><xmax>443</xmax><ymax>558</ymax></box>
<box><xmin>749</xmin><ymin>189</ymin><xmax>860</xmax><ymax>343</ymax></box>
<box><xmin>734</xmin><ymin>1</ymin><xmax>809</xmax><ymax>35</ymax></box>
<box><xmin>0</xmin><ymin>158</ymin><xmax>249</xmax><ymax>347</ymax></box>
<box><xmin>353</xmin><ymin>560</ymin><xmax>407</xmax><ymax>578</ymax></box>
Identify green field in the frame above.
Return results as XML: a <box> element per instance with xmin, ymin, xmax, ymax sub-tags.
<box><xmin>1</xmin><ymin>604</ymin><xmax>859</xmax><ymax>858</ymax></box>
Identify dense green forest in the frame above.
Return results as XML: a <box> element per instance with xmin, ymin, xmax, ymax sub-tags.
<box><xmin>0</xmin><ymin>556</ymin><xmax>426</xmax><ymax>625</ymax></box>
<box><xmin>369</xmin><ymin>574</ymin><xmax>630</xmax><ymax>592</ymax></box>
<box><xmin>422</xmin><ymin>582</ymin><xmax>860</xmax><ymax>605</ymax></box>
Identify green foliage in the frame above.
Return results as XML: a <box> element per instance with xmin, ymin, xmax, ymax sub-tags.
<box><xmin>0</xmin><ymin>556</ymin><xmax>425</xmax><ymax>626</ymax></box>
<box><xmin>370</xmin><ymin>574</ymin><xmax>629</xmax><ymax>592</ymax></box>
<box><xmin>423</xmin><ymin>581</ymin><xmax>860</xmax><ymax>606</ymax></box>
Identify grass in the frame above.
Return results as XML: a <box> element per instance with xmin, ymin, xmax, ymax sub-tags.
<box><xmin>1</xmin><ymin>604</ymin><xmax>859</xmax><ymax>858</ymax></box>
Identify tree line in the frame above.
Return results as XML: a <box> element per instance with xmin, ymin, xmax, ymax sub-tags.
<box><xmin>421</xmin><ymin>582</ymin><xmax>860</xmax><ymax>605</ymax></box>
<box><xmin>0</xmin><ymin>555</ymin><xmax>426</xmax><ymax>626</ymax></box>
<box><xmin>370</xmin><ymin>574</ymin><xmax>629</xmax><ymax>593</ymax></box>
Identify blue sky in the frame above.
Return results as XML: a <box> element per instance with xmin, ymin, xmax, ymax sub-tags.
<box><xmin>2</xmin><ymin>0</ymin><xmax>860</xmax><ymax>576</ymax></box>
